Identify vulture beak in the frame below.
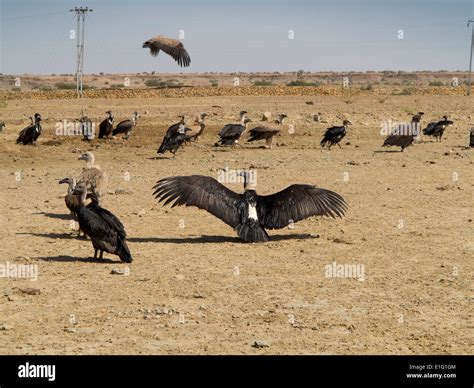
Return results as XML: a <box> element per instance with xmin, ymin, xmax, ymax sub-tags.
<box><xmin>59</xmin><ymin>178</ymin><xmax>69</xmax><ymax>184</ymax></box>
<box><xmin>142</xmin><ymin>41</ymin><xmax>149</xmax><ymax>48</ymax></box>
<box><xmin>78</xmin><ymin>154</ymin><xmax>87</xmax><ymax>161</ymax></box>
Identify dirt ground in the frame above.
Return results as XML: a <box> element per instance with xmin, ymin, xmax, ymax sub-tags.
<box><xmin>0</xmin><ymin>93</ymin><xmax>472</xmax><ymax>354</ymax></box>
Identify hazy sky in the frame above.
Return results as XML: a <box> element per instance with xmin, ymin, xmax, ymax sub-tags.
<box><xmin>1</xmin><ymin>0</ymin><xmax>473</xmax><ymax>74</ymax></box>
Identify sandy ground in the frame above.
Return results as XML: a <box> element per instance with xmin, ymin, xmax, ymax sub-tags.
<box><xmin>0</xmin><ymin>94</ymin><xmax>472</xmax><ymax>354</ymax></box>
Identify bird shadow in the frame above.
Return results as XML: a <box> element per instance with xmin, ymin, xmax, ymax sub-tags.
<box><xmin>32</xmin><ymin>212</ymin><xmax>72</xmax><ymax>220</ymax></box>
<box><xmin>147</xmin><ymin>156</ymin><xmax>173</xmax><ymax>160</ymax></box>
<box><xmin>16</xmin><ymin>232</ymin><xmax>79</xmax><ymax>240</ymax></box>
<box><xmin>129</xmin><ymin>233</ymin><xmax>317</xmax><ymax>244</ymax></box>
<box><xmin>34</xmin><ymin>255</ymin><xmax>117</xmax><ymax>264</ymax></box>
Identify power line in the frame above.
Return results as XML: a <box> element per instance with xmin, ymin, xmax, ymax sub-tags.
<box><xmin>69</xmin><ymin>6</ymin><xmax>93</xmax><ymax>97</ymax></box>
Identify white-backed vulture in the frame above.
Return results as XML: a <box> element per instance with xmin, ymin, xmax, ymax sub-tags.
<box><xmin>217</xmin><ymin>118</ymin><xmax>252</xmax><ymax>147</ymax></box>
<box><xmin>383</xmin><ymin>113</ymin><xmax>423</xmax><ymax>151</ymax></box>
<box><xmin>113</xmin><ymin>112</ymin><xmax>139</xmax><ymax>140</ymax></box>
<box><xmin>422</xmin><ymin>115</ymin><xmax>453</xmax><ymax>141</ymax></box>
<box><xmin>17</xmin><ymin>113</ymin><xmax>42</xmax><ymax>145</ymax></box>
<box><xmin>98</xmin><ymin>111</ymin><xmax>114</xmax><ymax>139</ymax></box>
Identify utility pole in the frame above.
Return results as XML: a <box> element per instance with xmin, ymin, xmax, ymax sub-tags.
<box><xmin>70</xmin><ymin>6</ymin><xmax>93</xmax><ymax>97</ymax></box>
<box><xmin>467</xmin><ymin>18</ymin><xmax>474</xmax><ymax>96</ymax></box>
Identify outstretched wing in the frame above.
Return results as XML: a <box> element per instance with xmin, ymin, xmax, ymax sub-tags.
<box><xmin>256</xmin><ymin>184</ymin><xmax>347</xmax><ymax>229</ymax></box>
<box><xmin>153</xmin><ymin>175</ymin><xmax>241</xmax><ymax>227</ymax></box>
<box><xmin>145</xmin><ymin>36</ymin><xmax>190</xmax><ymax>67</ymax></box>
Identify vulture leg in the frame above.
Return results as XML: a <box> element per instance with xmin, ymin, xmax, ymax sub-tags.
<box><xmin>94</xmin><ymin>249</ymin><xmax>98</xmax><ymax>260</ymax></box>
<box><xmin>99</xmin><ymin>251</ymin><xmax>104</xmax><ymax>260</ymax></box>
<box><xmin>337</xmin><ymin>143</ymin><xmax>342</xmax><ymax>149</ymax></box>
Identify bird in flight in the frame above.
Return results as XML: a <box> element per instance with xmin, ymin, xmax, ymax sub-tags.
<box><xmin>142</xmin><ymin>35</ymin><xmax>191</xmax><ymax>67</ymax></box>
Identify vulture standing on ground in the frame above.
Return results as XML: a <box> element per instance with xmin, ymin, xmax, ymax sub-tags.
<box><xmin>79</xmin><ymin>113</ymin><xmax>93</xmax><ymax>141</ymax></box>
<box><xmin>218</xmin><ymin>111</ymin><xmax>248</xmax><ymax>137</ymax></box>
<box><xmin>16</xmin><ymin>113</ymin><xmax>42</xmax><ymax>145</ymax></box>
<box><xmin>76</xmin><ymin>152</ymin><xmax>109</xmax><ymax>205</ymax></box>
<box><xmin>274</xmin><ymin>113</ymin><xmax>288</xmax><ymax>125</ymax></box>
<box><xmin>72</xmin><ymin>184</ymin><xmax>132</xmax><ymax>262</ymax></box>
<box><xmin>422</xmin><ymin>116</ymin><xmax>453</xmax><ymax>142</ymax></box>
<box><xmin>113</xmin><ymin>112</ymin><xmax>139</xmax><ymax>140</ymax></box>
<box><xmin>382</xmin><ymin>112</ymin><xmax>424</xmax><ymax>151</ymax></box>
<box><xmin>320</xmin><ymin>120</ymin><xmax>352</xmax><ymax>149</ymax></box>
<box><xmin>142</xmin><ymin>35</ymin><xmax>191</xmax><ymax>67</ymax></box>
<box><xmin>247</xmin><ymin>126</ymin><xmax>280</xmax><ymax>149</ymax></box>
<box><xmin>216</xmin><ymin>118</ymin><xmax>252</xmax><ymax>147</ymax></box>
<box><xmin>153</xmin><ymin>173</ymin><xmax>347</xmax><ymax>243</ymax></box>
<box><xmin>157</xmin><ymin>116</ymin><xmax>189</xmax><ymax>156</ymax></box>
<box><xmin>185</xmin><ymin>113</ymin><xmax>209</xmax><ymax>142</ymax></box>
<box><xmin>98</xmin><ymin>111</ymin><xmax>115</xmax><ymax>139</ymax></box>
<box><xmin>59</xmin><ymin>177</ymin><xmax>87</xmax><ymax>236</ymax></box>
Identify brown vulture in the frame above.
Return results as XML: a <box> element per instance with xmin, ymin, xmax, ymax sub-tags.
<box><xmin>153</xmin><ymin>173</ymin><xmax>347</xmax><ymax>243</ymax></box>
<box><xmin>142</xmin><ymin>35</ymin><xmax>191</xmax><ymax>67</ymax></box>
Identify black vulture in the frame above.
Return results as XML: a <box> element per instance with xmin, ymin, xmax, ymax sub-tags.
<box><xmin>247</xmin><ymin>126</ymin><xmax>280</xmax><ymax>149</ymax></box>
<box><xmin>98</xmin><ymin>111</ymin><xmax>114</xmax><ymax>139</ymax></box>
<box><xmin>185</xmin><ymin>113</ymin><xmax>209</xmax><ymax>142</ymax></box>
<box><xmin>470</xmin><ymin>127</ymin><xmax>474</xmax><ymax>148</ymax></box>
<box><xmin>112</xmin><ymin>112</ymin><xmax>139</xmax><ymax>140</ymax></box>
<box><xmin>157</xmin><ymin>121</ymin><xmax>190</xmax><ymax>156</ymax></box>
<box><xmin>382</xmin><ymin>113</ymin><xmax>423</xmax><ymax>151</ymax></box>
<box><xmin>16</xmin><ymin>113</ymin><xmax>42</xmax><ymax>145</ymax></box>
<box><xmin>422</xmin><ymin>116</ymin><xmax>453</xmax><ymax>141</ymax></box>
<box><xmin>153</xmin><ymin>173</ymin><xmax>347</xmax><ymax>243</ymax></box>
<box><xmin>142</xmin><ymin>35</ymin><xmax>191</xmax><ymax>67</ymax></box>
<box><xmin>274</xmin><ymin>113</ymin><xmax>288</xmax><ymax>125</ymax></box>
<box><xmin>320</xmin><ymin>120</ymin><xmax>352</xmax><ymax>149</ymax></box>
<box><xmin>217</xmin><ymin>118</ymin><xmax>252</xmax><ymax>147</ymax></box>
<box><xmin>218</xmin><ymin>111</ymin><xmax>248</xmax><ymax>137</ymax></box>
<box><xmin>72</xmin><ymin>184</ymin><xmax>132</xmax><ymax>262</ymax></box>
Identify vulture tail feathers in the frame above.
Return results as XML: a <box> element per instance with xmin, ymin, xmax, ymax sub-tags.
<box><xmin>117</xmin><ymin>238</ymin><xmax>132</xmax><ymax>263</ymax></box>
<box><xmin>235</xmin><ymin>221</ymin><xmax>269</xmax><ymax>243</ymax></box>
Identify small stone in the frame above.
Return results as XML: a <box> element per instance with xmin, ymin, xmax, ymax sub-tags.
<box><xmin>252</xmin><ymin>340</ymin><xmax>269</xmax><ymax>349</ymax></box>
<box><xmin>0</xmin><ymin>324</ymin><xmax>14</xmax><ymax>331</ymax></box>
<box><xmin>110</xmin><ymin>268</ymin><xmax>128</xmax><ymax>275</ymax></box>
<box><xmin>19</xmin><ymin>288</ymin><xmax>41</xmax><ymax>295</ymax></box>
<box><xmin>65</xmin><ymin>327</ymin><xmax>76</xmax><ymax>333</ymax></box>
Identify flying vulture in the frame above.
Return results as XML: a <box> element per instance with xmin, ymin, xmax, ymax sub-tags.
<box><xmin>422</xmin><ymin>115</ymin><xmax>453</xmax><ymax>141</ymax></box>
<box><xmin>72</xmin><ymin>183</ymin><xmax>132</xmax><ymax>262</ymax></box>
<box><xmin>382</xmin><ymin>112</ymin><xmax>423</xmax><ymax>151</ymax></box>
<box><xmin>153</xmin><ymin>173</ymin><xmax>347</xmax><ymax>243</ymax></box>
<box><xmin>320</xmin><ymin>120</ymin><xmax>352</xmax><ymax>149</ymax></box>
<box><xmin>98</xmin><ymin>111</ymin><xmax>114</xmax><ymax>139</ymax></box>
<box><xmin>76</xmin><ymin>152</ymin><xmax>109</xmax><ymax>205</ymax></box>
<box><xmin>112</xmin><ymin>112</ymin><xmax>139</xmax><ymax>140</ymax></box>
<box><xmin>16</xmin><ymin>113</ymin><xmax>42</xmax><ymax>145</ymax></box>
<box><xmin>142</xmin><ymin>35</ymin><xmax>191</xmax><ymax>67</ymax></box>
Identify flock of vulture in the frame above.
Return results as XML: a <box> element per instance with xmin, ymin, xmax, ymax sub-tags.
<box><xmin>6</xmin><ymin>34</ymin><xmax>469</xmax><ymax>263</ymax></box>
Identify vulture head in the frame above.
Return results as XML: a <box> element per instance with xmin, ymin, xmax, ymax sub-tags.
<box><xmin>78</xmin><ymin>152</ymin><xmax>95</xmax><ymax>166</ymax></box>
<box><xmin>72</xmin><ymin>183</ymin><xmax>88</xmax><ymax>203</ymax></box>
<box><xmin>239</xmin><ymin>111</ymin><xmax>248</xmax><ymax>119</ymax></box>
<box><xmin>238</xmin><ymin>170</ymin><xmax>257</xmax><ymax>191</ymax></box>
<box><xmin>59</xmin><ymin>177</ymin><xmax>76</xmax><ymax>185</ymax></box>
<box><xmin>343</xmin><ymin>120</ymin><xmax>352</xmax><ymax>126</ymax></box>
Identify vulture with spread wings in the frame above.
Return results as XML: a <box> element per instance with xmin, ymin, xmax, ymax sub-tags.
<box><xmin>142</xmin><ymin>35</ymin><xmax>191</xmax><ymax>67</ymax></box>
<box><xmin>153</xmin><ymin>174</ymin><xmax>347</xmax><ymax>242</ymax></box>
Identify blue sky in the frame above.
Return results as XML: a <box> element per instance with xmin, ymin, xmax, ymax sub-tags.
<box><xmin>0</xmin><ymin>0</ymin><xmax>473</xmax><ymax>74</ymax></box>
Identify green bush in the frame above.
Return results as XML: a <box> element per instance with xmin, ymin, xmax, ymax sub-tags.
<box><xmin>286</xmin><ymin>80</ymin><xmax>321</xmax><ymax>87</ymax></box>
<box><xmin>428</xmin><ymin>81</ymin><xmax>444</xmax><ymax>87</ymax></box>
<box><xmin>55</xmin><ymin>82</ymin><xmax>76</xmax><ymax>90</ymax></box>
<box><xmin>253</xmin><ymin>80</ymin><xmax>273</xmax><ymax>86</ymax></box>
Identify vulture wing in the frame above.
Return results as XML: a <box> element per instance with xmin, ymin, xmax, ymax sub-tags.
<box><xmin>153</xmin><ymin>175</ymin><xmax>241</xmax><ymax>227</ymax></box>
<box><xmin>87</xmin><ymin>203</ymin><xmax>126</xmax><ymax>239</ymax></box>
<box><xmin>257</xmin><ymin>184</ymin><xmax>347</xmax><ymax>229</ymax></box>
<box><xmin>423</xmin><ymin>121</ymin><xmax>437</xmax><ymax>136</ymax></box>
<box><xmin>146</xmin><ymin>35</ymin><xmax>190</xmax><ymax>67</ymax></box>
<box><xmin>324</xmin><ymin>126</ymin><xmax>344</xmax><ymax>137</ymax></box>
